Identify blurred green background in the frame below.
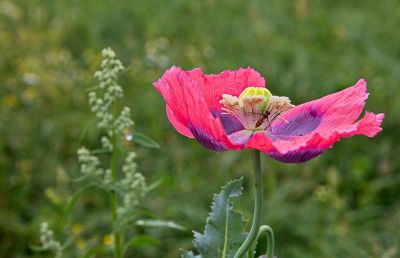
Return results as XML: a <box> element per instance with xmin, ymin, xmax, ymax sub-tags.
<box><xmin>0</xmin><ymin>0</ymin><xmax>399</xmax><ymax>257</ymax></box>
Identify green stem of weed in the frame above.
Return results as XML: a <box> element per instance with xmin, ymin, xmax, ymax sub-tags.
<box><xmin>234</xmin><ymin>150</ymin><xmax>263</xmax><ymax>258</ymax></box>
<box><xmin>110</xmin><ymin>127</ymin><xmax>122</xmax><ymax>258</ymax></box>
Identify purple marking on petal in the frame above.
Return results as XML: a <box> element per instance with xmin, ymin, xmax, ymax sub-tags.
<box><xmin>212</xmin><ymin>111</ymin><xmax>244</xmax><ymax>135</ymax></box>
<box><xmin>228</xmin><ymin>130</ymin><xmax>253</xmax><ymax>145</ymax></box>
<box><xmin>189</xmin><ymin>124</ymin><xmax>228</xmax><ymax>151</ymax></box>
<box><xmin>269</xmin><ymin>149</ymin><xmax>323</xmax><ymax>163</ymax></box>
<box><xmin>271</xmin><ymin>107</ymin><xmax>322</xmax><ymax>137</ymax></box>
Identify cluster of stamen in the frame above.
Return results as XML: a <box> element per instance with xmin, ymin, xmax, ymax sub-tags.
<box><xmin>219</xmin><ymin>87</ymin><xmax>294</xmax><ymax>131</ymax></box>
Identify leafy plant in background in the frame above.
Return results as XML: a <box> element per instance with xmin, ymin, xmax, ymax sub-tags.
<box><xmin>33</xmin><ymin>48</ymin><xmax>182</xmax><ymax>258</ymax></box>
<box><xmin>0</xmin><ymin>1</ymin><xmax>398</xmax><ymax>257</ymax></box>
<box><xmin>154</xmin><ymin>67</ymin><xmax>384</xmax><ymax>257</ymax></box>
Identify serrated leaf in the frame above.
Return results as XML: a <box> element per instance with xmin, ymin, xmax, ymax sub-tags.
<box><xmin>131</xmin><ymin>132</ymin><xmax>160</xmax><ymax>149</ymax></box>
<box><xmin>191</xmin><ymin>178</ymin><xmax>247</xmax><ymax>258</ymax></box>
<box><xmin>181</xmin><ymin>250</ymin><xmax>199</xmax><ymax>258</ymax></box>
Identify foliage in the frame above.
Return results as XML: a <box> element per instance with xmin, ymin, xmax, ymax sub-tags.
<box><xmin>182</xmin><ymin>178</ymin><xmax>247</xmax><ymax>258</ymax></box>
<box><xmin>32</xmin><ymin>48</ymin><xmax>181</xmax><ymax>257</ymax></box>
<box><xmin>0</xmin><ymin>0</ymin><xmax>399</xmax><ymax>257</ymax></box>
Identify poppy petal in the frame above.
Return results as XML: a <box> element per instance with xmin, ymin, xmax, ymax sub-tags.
<box><xmin>228</xmin><ymin>130</ymin><xmax>254</xmax><ymax>145</ymax></box>
<box><xmin>270</xmin><ymin>80</ymin><xmax>381</xmax><ymax>153</ymax></box>
<box><xmin>245</xmin><ymin>80</ymin><xmax>383</xmax><ymax>163</ymax></box>
<box><xmin>166</xmin><ymin>105</ymin><xmax>194</xmax><ymax>138</ymax></box>
<box><xmin>185</xmin><ymin>67</ymin><xmax>266</xmax><ymax>111</ymax></box>
<box><xmin>246</xmin><ymin>112</ymin><xmax>383</xmax><ymax>163</ymax></box>
<box><xmin>154</xmin><ymin>66</ymin><xmax>243</xmax><ymax>151</ymax></box>
<box><xmin>270</xmin><ymin>149</ymin><xmax>324</xmax><ymax>163</ymax></box>
<box><xmin>271</xmin><ymin>79</ymin><xmax>368</xmax><ymax>138</ymax></box>
<box><xmin>212</xmin><ymin>111</ymin><xmax>245</xmax><ymax>135</ymax></box>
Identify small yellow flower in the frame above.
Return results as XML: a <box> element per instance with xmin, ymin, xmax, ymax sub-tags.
<box><xmin>72</xmin><ymin>224</ymin><xmax>83</xmax><ymax>235</ymax></box>
<box><xmin>102</xmin><ymin>234</ymin><xmax>113</xmax><ymax>246</ymax></box>
<box><xmin>1</xmin><ymin>95</ymin><xmax>18</xmax><ymax>108</ymax></box>
<box><xmin>75</xmin><ymin>239</ymin><xmax>86</xmax><ymax>250</ymax></box>
<box><xmin>22</xmin><ymin>86</ymin><xmax>38</xmax><ymax>102</ymax></box>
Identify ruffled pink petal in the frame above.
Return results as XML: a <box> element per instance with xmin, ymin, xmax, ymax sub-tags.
<box><xmin>154</xmin><ymin>66</ymin><xmax>246</xmax><ymax>151</ymax></box>
<box><xmin>272</xmin><ymin>79</ymin><xmax>368</xmax><ymax>137</ymax></box>
<box><xmin>351</xmin><ymin>112</ymin><xmax>384</xmax><ymax>137</ymax></box>
<box><xmin>166</xmin><ymin>105</ymin><xmax>194</xmax><ymax>138</ymax></box>
<box><xmin>268</xmin><ymin>79</ymin><xmax>373</xmax><ymax>153</ymax></box>
<box><xmin>245</xmin><ymin>80</ymin><xmax>384</xmax><ymax>163</ymax></box>
<box><xmin>185</xmin><ymin>67</ymin><xmax>266</xmax><ymax>110</ymax></box>
<box><xmin>245</xmin><ymin>132</ymin><xmax>274</xmax><ymax>152</ymax></box>
<box><xmin>246</xmin><ymin>112</ymin><xmax>383</xmax><ymax>163</ymax></box>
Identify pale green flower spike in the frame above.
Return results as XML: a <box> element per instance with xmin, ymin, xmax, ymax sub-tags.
<box><xmin>119</xmin><ymin>152</ymin><xmax>147</xmax><ymax>214</ymax></box>
<box><xmin>114</xmin><ymin>106</ymin><xmax>134</xmax><ymax>134</ymax></box>
<box><xmin>77</xmin><ymin>147</ymin><xmax>103</xmax><ymax>177</ymax></box>
<box><xmin>101</xmin><ymin>136</ymin><xmax>113</xmax><ymax>151</ymax></box>
<box><xmin>39</xmin><ymin>222</ymin><xmax>62</xmax><ymax>258</ymax></box>
<box><xmin>89</xmin><ymin>47</ymin><xmax>134</xmax><ymax>136</ymax></box>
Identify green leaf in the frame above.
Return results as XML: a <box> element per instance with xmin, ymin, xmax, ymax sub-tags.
<box><xmin>100</xmin><ymin>182</ymin><xmax>126</xmax><ymax>194</ymax></box>
<box><xmin>145</xmin><ymin>179</ymin><xmax>163</xmax><ymax>193</ymax></box>
<box><xmin>82</xmin><ymin>244</ymin><xmax>106</xmax><ymax>258</ymax></box>
<box><xmin>135</xmin><ymin>219</ymin><xmax>186</xmax><ymax>231</ymax></box>
<box><xmin>122</xmin><ymin>235</ymin><xmax>160</xmax><ymax>255</ymax></box>
<box><xmin>181</xmin><ymin>250</ymin><xmax>199</xmax><ymax>258</ymax></box>
<box><xmin>29</xmin><ymin>245</ymin><xmax>45</xmax><ymax>252</ymax></box>
<box><xmin>131</xmin><ymin>132</ymin><xmax>160</xmax><ymax>149</ymax></box>
<box><xmin>183</xmin><ymin>178</ymin><xmax>247</xmax><ymax>258</ymax></box>
<box><xmin>112</xmin><ymin>209</ymin><xmax>135</xmax><ymax>233</ymax></box>
<box><xmin>71</xmin><ymin>175</ymin><xmax>89</xmax><ymax>183</ymax></box>
<box><xmin>60</xmin><ymin>183</ymin><xmax>97</xmax><ymax>227</ymax></box>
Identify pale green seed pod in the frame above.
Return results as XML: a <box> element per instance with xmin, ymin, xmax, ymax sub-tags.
<box><xmin>239</xmin><ymin>87</ymin><xmax>272</xmax><ymax>112</ymax></box>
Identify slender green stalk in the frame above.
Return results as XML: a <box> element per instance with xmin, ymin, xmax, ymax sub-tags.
<box><xmin>234</xmin><ymin>150</ymin><xmax>263</xmax><ymax>258</ymax></box>
<box><xmin>110</xmin><ymin>129</ymin><xmax>122</xmax><ymax>258</ymax></box>
<box><xmin>258</xmin><ymin>225</ymin><xmax>275</xmax><ymax>258</ymax></box>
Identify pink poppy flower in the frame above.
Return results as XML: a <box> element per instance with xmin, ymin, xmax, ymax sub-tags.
<box><xmin>154</xmin><ymin>66</ymin><xmax>384</xmax><ymax>163</ymax></box>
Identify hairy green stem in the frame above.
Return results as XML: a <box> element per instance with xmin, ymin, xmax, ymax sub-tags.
<box><xmin>234</xmin><ymin>150</ymin><xmax>263</xmax><ymax>258</ymax></box>
<box><xmin>110</xmin><ymin>129</ymin><xmax>122</xmax><ymax>258</ymax></box>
